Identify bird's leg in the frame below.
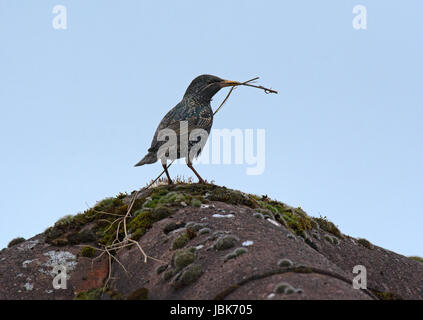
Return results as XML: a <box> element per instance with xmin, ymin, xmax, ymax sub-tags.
<box><xmin>186</xmin><ymin>160</ymin><xmax>205</xmax><ymax>184</ymax></box>
<box><xmin>162</xmin><ymin>163</ymin><xmax>173</xmax><ymax>185</ymax></box>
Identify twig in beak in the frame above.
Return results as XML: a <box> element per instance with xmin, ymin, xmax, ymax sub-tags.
<box><xmin>214</xmin><ymin>76</ymin><xmax>276</xmax><ymax>115</ymax></box>
<box><xmin>238</xmin><ymin>77</ymin><xmax>278</xmax><ymax>94</ymax></box>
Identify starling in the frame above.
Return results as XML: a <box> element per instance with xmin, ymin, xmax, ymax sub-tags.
<box><xmin>135</xmin><ymin>74</ymin><xmax>240</xmax><ymax>184</ymax></box>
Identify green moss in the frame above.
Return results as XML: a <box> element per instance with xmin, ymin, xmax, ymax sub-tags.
<box><xmin>253</xmin><ymin>212</ymin><xmax>265</xmax><ymax>219</ymax></box>
<box><xmin>284</xmin><ymin>287</ymin><xmax>295</xmax><ymax>294</ymax></box>
<box><xmin>278</xmin><ymin>258</ymin><xmax>293</xmax><ymax>268</ymax></box>
<box><xmin>162</xmin><ymin>269</ymin><xmax>176</xmax><ymax>281</ymax></box>
<box><xmin>185</xmin><ymin>222</ymin><xmax>207</xmax><ymax>232</ymax></box>
<box><xmin>293</xmin><ymin>266</ymin><xmax>313</xmax><ymax>273</ymax></box>
<box><xmin>151</xmin><ymin>206</ymin><xmax>175</xmax><ymax>220</ymax></box>
<box><xmin>141</xmin><ymin>189</ymin><xmax>186</xmax><ymax>209</ymax></box>
<box><xmin>128</xmin><ymin>211</ymin><xmax>154</xmax><ymax>232</ymax></box>
<box><xmin>75</xmin><ymin>288</ymin><xmax>103</xmax><ymax>300</ymax></box>
<box><xmin>324</xmin><ymin>234</ymin><xmax>334</xmax><ymax>244</ymax></box>
<box><xmin>160</xmin><ymin>191</ymin><xmax>179</xmax><ymax>202</ymax></box>
<box><xmin>72</xmin><ymin>212</ymin><xmax>95</xmax><ymax>226</ymax></box>
<box><xmin>45</xmin><ymin>192</ymin><xmax>137</xmax><ymax>247</ymax></box>
<box><xmin>357</xmin><ymin>238</ymin><xmax>373</xmax><ymax>249</ymax></box>
<box><xmin>274</xmin><ymin>282</ymin><xmax>294</xmax><ymax>294</ymax></box>
<box><xmin>214</xmin><ymin>235</ymin><xmax>239</xmax><ymax>251</ymax></box>
<box><xmin>54</xmin><ymin>215</ymin><xmax>75</xmax><ymax>227</ymax></box>
<box><xmin>67</xmin><ymin>230</ymin><xmax>96</xmax><ymax>245</ymax></box>
<box><xmin>172</xmin><ymin>232</ymin><xmax>191</xmax><ymax>250</ymax></box>
<box><xmin>105</xmin><ymin>289</ymin><xmax>124</xmax><ymax>300</ymax></box>
<box><xmin>81</xmin><ymin>246</ymin><xmax>96</xmax><ymax>258</ymax></box>
<box><xmin>234</xmin><ymin>247</ymin><xmax>248</xmax><ymax>255</ymax></box>
<box><xmin>271</xmin><ymin>207</ymin><xmax>312</xmax><ymax>238</ymax></box>
<box><xmin>163</xmin><ymin>222</ymin><xmax>185</xmax><ymax>234</ymax></box>
<box><xmin>158</xmin><ymin>191</ymin><xmax>186</xmax><ymax>206</ymax></box>
<box><xmin>130</xmin><ymin>228</ymin><xmax>145</xmax><ymax>241</ymax></box>
<box><xmin>127</xmin><ymin>288</ymin><xmax>149</xmax><ymax>300</ymax></box>
<box><xmin>248</xmin><ymin>194</ymin><xmax>262</xmax><ymax>201</ymax></box>
<box><xmin>198</xmin><ymin>227</ymin><xmax>211</xmax><ymax>235</ymax></box>
<box><xmin>304</xmin><ymin>237</ymin><xmax>319</xmax><ymax>250</ymax></box>
<box><xmin>224</xmin><ymin>252</ymin><xmax>237</xmax><ymax>261</ymax></box>
<box><xmin>7</xmin><ymin>237</ymin><xmax>25</xmax><ymax>248</ymax></box>
<box><xmin>314</xmin><ymin>216</ymin><xmax>342</xmax><ymax>238</ymax></box>
<box><xmin>254</xmin><ymin>199</ymin><xmax>315</xmax><ymax>237</ymax></box>
<box><xmin>116</xmin><ymin>192</ymin><xmax>128</xmax><ymax>200</ymax></box>
<box><xmin>254</xmin><ymin>208</ymin><xmax>274</xmax><ymax>218</ymax></box>
<box><xmin>126</xmin><ymin>207</ymin><xmax>175</xmax><ymax>243</ymax></box>
<box><xmin>309</xmin><ymin>219</ymin><xmax>319</xmax><ymax>229</ymax></box>
<box><xmin>50</xmin><ymin>238</ymin><xmax>69</xmax><ymax>246</ymax></box>
<box><xmin>173</xmin><ymin>264</ymin><xmax>203</xmax><ymax>289</ymax></box>
<box><xmin>371</xmin><ymin>290</ymin><xmax>401</xmax><ymax>300</ymax></box>
<box><xmin>44</xmin><ymin>226</ymin><xmax>62</xmax><ymax>239</ymax></box>
<box><xmin>156</xmin><ymin>265</ymin><xmax>168</xmax><ymax>274</ymax></box>
<box><xmin>224</xmin><ymin>247</ymin><xmax>248</xmax><ymax>261</ymax></box>
<box><xmin>191</xmin><ymin>198</ymin><xmax>202</xmax><ymax>207</ymax></box>
<box><xmin>142</xmin><ymin>197</ymin><xmax>154</xmax><ymax>208</ymax></box>
<box><xmin>283</xmin><ymin>212</ymin><xmax>312</xmax><ymax>237</ymax></box>
<box><xmin>98</xmin><ymin>197</ymin><xmax>125</xmax><ymax>210</ymax></box>
<box><xmin>98</xmin><ymin>207</ymin><xmax>154</xmax><ymax>245</ymax></box>
<box><xmin>409</xmin><ymin>256</ymin><xmax>423</xmax><ymax>263</ymax></box>
<box><xmin>265</xmin><ymin>204</ymin><xmax>278</xmax><ymax>214</ymax></box>
<box><xmin>172</xmin><ymin>249</ymin><xmax>195</xmax><ymax>270</ymax></box>
<box><xmin>204</xmin><ymin>187</ymin><xmax>258</xmax><ymax>208</ymax></box>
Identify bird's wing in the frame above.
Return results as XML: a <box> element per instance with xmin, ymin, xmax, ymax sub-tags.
<box><xmin>148</xmin><ymin>101</ymin><xmax>200</xmax><ymax>152</ymax></box>
<box><xmin>194</xmin><ymin>106</ymin><xmax>213</xmax><ymax>132</ymax></box>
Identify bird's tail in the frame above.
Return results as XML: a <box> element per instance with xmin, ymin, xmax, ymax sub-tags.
<box><xmin>134</xmin><ymin>152</ymin><xmax>157</xmax><ymax>167</ymax></box>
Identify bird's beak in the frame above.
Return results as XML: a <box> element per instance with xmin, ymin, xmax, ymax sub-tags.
<box><xmin>219</xmin><ymin>80</ymin><xmax>241</xmax><ymax>88</ymax></box>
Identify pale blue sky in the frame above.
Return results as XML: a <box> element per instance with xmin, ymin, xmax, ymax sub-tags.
<box><xmin>0</xmin><ymin>1</ymin><xmax>422</xmax><ymax>257</ymax></box>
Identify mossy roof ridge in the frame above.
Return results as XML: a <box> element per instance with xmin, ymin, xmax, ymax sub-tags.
<box><xmin>43</xmin><ymin>183</ymin><xmax>343</xmax><ymax>246</ymax></box>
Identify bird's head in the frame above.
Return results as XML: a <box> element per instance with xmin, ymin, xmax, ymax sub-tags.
<box><xmin>183</xmin><ymin>74</ymin><xmax>240</xmax><ymax>102</ymax></box>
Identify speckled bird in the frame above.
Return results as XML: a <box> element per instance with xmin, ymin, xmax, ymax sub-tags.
<box><xmin>135</xmin><ymin>74</ymin><xmax>240</xmax><ymax>184</ymax></box>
